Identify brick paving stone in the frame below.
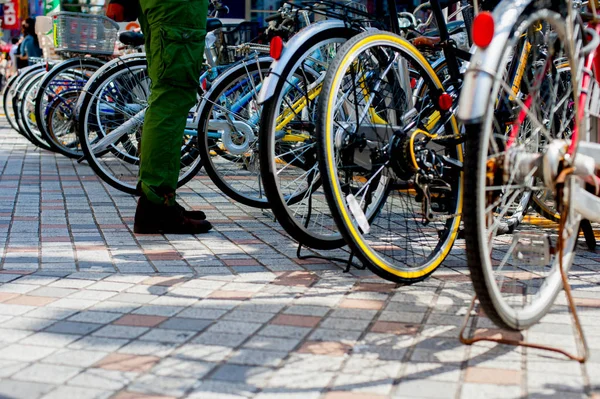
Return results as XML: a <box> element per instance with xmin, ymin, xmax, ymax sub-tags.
<box><xmin>4</xmin><ymin>295</ymin><xmax>57</xmax><ymax>306</ymax></box>
<box><xmin>94</xmin><ymin>353</ymin><xmax>160</xmax><ymax>372</ymax></box>
<box><xmin>0</xmin><ymin>359</ymin><xmax>30</xmax><ymax>378</ymax></box>
<box><xmin>158</xmin><ymin>317</ymin><xmax>212</xmax><ymax>331</ymax></box>
<box><xmin>229</xmin><ymin>348</ymin><xmax>287</xmax><ymax>367</ymax></box>
<box><xmin>69</xmin><ymin>336</ymin><xmax>130</xmax><ymax>352</ymax></box>
<box><xmin>464</xmin><ymin>367</ymin><xmax>521</xmax><ymax>386</ymax></box>
<box><xmin>296</xmin><ymin>341</ymin><xmax>352</xmax><ymax>356</ymax></box>
<box><xmin>132</xmin><ymin>306</ymin><xmax>184</xmax><ymax>317</ymax></box>
<box><xmin>270</xmin><ymin>314</ymin><xmax>322</xmax><ymax>328</ymax></box>
<box><xmin>1</xmin><ymin>317</ymin><xmax>56</xmax><ymax>331</ymax></box>
<box><xmin>0</xmin><ymin>343</ymin><xmax>56</xmax><ymax>361</ymax></box>
<box><xmin>243</xmin><ymin>336</ymin><xmax>301</xmax><ymax>352</ymax></box>
<box><xmin>0</xmin><ymin>126</ymin><xmax>598</xmax><ymax>398</ymax></box>
<box><xmin>187</xmin><ymin>380</ymin><xmax>260</xmax><ymax>399</ymax></box>
<box><xmin>45</xmin><ymin>320</ymin><xmax>103</xmax><ymax>335</ymax></box>
<box><xmin>0</xmin><ymin>379</ymin><xmax>55</xmax><ymax>399</ymax></box>
<box><xmin>173</xmin><ymin>343</ymin><xmax>233</xmax><ymax>362</ymax></box>
<box><xmin>68</xmin><ymin>368</ymin><xmax>139</xmax><ymax>390</ymax></box>
<box><xmin>150</xmin><ymin>357</ymin><xmax>215</xmax><ymax>379</ymax></box>
<box><xmin>114</xmin><ymin>315</ymin><xmax>169</xmax><ymax>328</ymax></box>
<box><xmin>127</xmin><ymin>374</ymin><xmax>199</xmax><ymax>397</ymax></box>
<box><xmin>93</xmin><ymin>325</ymin><xmax>149</xmax><ymax>339</ymax></box>
<box><xmin>111</xmin><ymin>393</ymin><xmax>175</xmax><ymax>399</ymax></box>
<box><xmin>192</xmin><ymin>331</ymin><xmax>250</xmax><ymax>348</ymax></box>
<box><xmin>41</xmin><ymin>348</ymin><xmax>109</xmax><ymax>368</ymax></box>
<box><xmin>12</xmin><ymin>363</ymin><xmax>82</xmax><ymax>384</ymax></box>
<box><xmin>139</xmin><ymin>328</ymin><xmax>196</xmax><ymax>343</ymax></box>
<box><xmin>392</xmin><ymin>380</ymin><xmax>458</xmax><ymax>398</ymax></box>
<box><xmin>41</xmin><ymin>386</ymin><xmax>111</xmax><ymax>399</ymax></box>
<box><xmin>68</xmin><ymin>311</ymin><xmax>123</xmax><ymax>324</ymax></box>
<box><xmin>460</xmin><ymin>383</ymin><xmax>522</xmax><ymax>399</ymax></box>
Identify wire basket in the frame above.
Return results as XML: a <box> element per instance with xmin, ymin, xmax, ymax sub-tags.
<box><xmin>52</xmin><ymin>12</ymin><xmax>119</xmax><ymax>56</ymax></box>
<box><xmin>284</xmin><ymin>0</ymin><xmax>376</xmax><ymax>27</ymax></box>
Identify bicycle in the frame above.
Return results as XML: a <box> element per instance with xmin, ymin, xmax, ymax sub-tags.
<box><xmin>458</xmin><ymin>0</ymin><xmax>589</xmax><ymax>330</ymax></box>
<box><xmin>315</xmin><ymin>0</ymin><xmax>472</xmax><ymax>282</ymax></box>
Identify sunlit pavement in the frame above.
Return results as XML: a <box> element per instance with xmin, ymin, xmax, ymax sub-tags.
<box><xmin>0</xmin><ymin>122</ymin><xmax>599</xmax><ymax>399</ymax></box>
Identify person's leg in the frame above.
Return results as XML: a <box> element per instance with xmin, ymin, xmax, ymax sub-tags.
<box><xmin>139</xmin><ymin>0</ymin><xmax>207</xmax><ymax>205</ymax></box>
<box><xmin>134</xmin><ymin>0</ymin><xmax>211</xmax><ymax>234</ymax></box>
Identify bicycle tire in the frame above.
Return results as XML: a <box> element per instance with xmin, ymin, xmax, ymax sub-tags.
<box><xmin>35</xmin><ymin>57</ymin><xmax>104</xmax><ymax>159</ymax></box>
<box><xmin>79</xmin><ymin>58</ymin><xmax>204</xmax><ymax>194</ymax></box>
<box><xmin>6</xmin><ymin>64</ymin><xmax>46</xmax><ymax>139</ymax></box>
<box><xmin>197</xmin><ymin>57</ymin><xmax>274</xmax><ymax>208</ymax></box>
<box><xmin>463</xmin><ymin>4</ymin><xmax>579</xmax><ymax>330</ymax></box>
<box><xmin>19</xmin><ymin>71</ymin><xmax>54</xmax><ymax>151</ymax></box>
<box><xmin>3</xmin><ymin>73</ymin><xmax>21</xmax><ymax>132</ymax></box>
<box><xmin>13</xmin><ymin>70</ymin><xmax>48</xmax><ymax>146</ymax></box>
<box><xmin>259</xmin><ymin>26</ymin><xmax>357</xmax><ymax>250</ymax></box>
<box><xmin>318</xmin><ymin>30</ymin><xmax>463</xmax><ymax>283</ymax></box>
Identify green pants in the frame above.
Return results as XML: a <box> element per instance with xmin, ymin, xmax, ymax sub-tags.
<box><xmin>138</xmin><ymin>0</ymin><xmax>208</xmax><ymax>205</ymax></box>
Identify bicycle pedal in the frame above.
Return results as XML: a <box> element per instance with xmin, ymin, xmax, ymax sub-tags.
<box><xmin>511</xmin><ymin>232</ymin><xmax>551</xmax><ymax>266</ymax></box>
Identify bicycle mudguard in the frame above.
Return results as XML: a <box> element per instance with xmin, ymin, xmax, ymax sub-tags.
<box><xmin>74</xmin><ymin>53</ymin><xmax>147</xmax><ymax>120</ymax></box>
<box><xmin>457</xmin><ymin>0</ymin><xmax>535</xmax><ymax>124</ymax></box>
<box><xmin>191</xmin><ymin>56</ymin><xmax>273</xmax><ymax>127</ymax></box>
<box><xmin>256</xmin><ymin>19</ymin><xmax>350</xmax><ymax>105</ymax></box>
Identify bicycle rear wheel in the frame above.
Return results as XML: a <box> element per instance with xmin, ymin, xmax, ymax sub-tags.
<box><xmin>318</xmin><ymin>31</ymin><xmax>463</xmax><ymax>283</ymax></box>
<box><xmin>259</xmin><ymin>25</ymin><xmax>357</xmax><ymax>250</ymax></box>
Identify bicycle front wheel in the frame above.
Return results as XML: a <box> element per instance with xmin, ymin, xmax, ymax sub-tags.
<box><xmin>463</xmin><ymin>6</ymin><xmax>580</xmax><ymax>330</ymax></box>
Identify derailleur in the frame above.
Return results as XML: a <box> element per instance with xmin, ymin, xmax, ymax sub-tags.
<box><xmin>414</xmin><ymin>173</ymin><xmax>455</xmax><ymax>223</ymax></box>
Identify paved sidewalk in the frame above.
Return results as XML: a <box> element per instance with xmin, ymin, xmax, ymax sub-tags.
<box><xmin>0</xmin><ymin>123</ymin><xmax>599</xmax><ymax>399</ymax></box>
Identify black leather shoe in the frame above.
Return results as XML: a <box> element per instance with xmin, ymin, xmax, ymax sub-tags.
<box><xmin>134</xmin><ymin>196</ymin><xmax>212</xmax><ymax>234</ymax></box>
<box><xmin>175</xmin><ymin>202</ymin><xmax>206</xmax><ymax>220</ymax></box>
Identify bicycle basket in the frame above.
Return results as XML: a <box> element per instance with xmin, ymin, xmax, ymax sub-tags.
<box><xmin>52</xmin><ymin>12</ymin><xmax>119</xmax><ymax>56</ymax></box>
<box><xmin>284</xmin><ymin>0</ymin><xmax>375</xmax><ymax>26</ymax></box>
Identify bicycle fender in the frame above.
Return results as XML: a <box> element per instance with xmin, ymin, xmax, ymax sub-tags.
<box><xmin>74</xmin><ymin>53</ymin><xmax>147</xmax><ymax>121</ymax></box>
<box><xmin>256</xmin><ymin>19</ymin><xmax>349</xmax><ymax>105</ymax></box>
<box><xmin>457</xmin><ymin>0</ymin><xmax>535</xmax><ymax>124</ymax></box>
<box><xmin>192</xmin><ymin>56</ymin><xmax>273</xmax><ymax>127</ymax></box>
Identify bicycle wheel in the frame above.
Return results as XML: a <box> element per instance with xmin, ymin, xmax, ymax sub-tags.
<box><xmin>13</xmin><ymin>70</ymin><xmax>48</xmax><ymax>147</ymax></box>
<box><xmin>197</xmin><ymin>57</ymin><xmax>273</xmax><ymax>208</ymax></box>
<box><xmin>3</xmin><ymin>74</ymin><xmax>21</xmax><ymax>132</ymax></box>
<box><xmin>463</xmin><ymin>6</ymin><xmax>580</xmax><ymax>330</ymax></box>
<box><xmin>35</xmin><ymin>58</ymin><xmax>104</xmax><ymax>158</ymax></box>
<box><xmin>259</xmin><ymin>25</ymin><xmax>357</xmax><ymax>250</ymax></box>
<box><xmin>19</xmin><ymin>71</ymin><xmax>54</xmax><ymax>151</ymax></box>
<box><xmin>78</xmin><ymin>59</ymin><xmax>204</xmax><ymax>194</ymax></box>
<box><xmin>3</xmin><ymin>64</ymin><xmax>45</xmax><ymax>134</ymax></box>
<box><xmin>318</xmin><ymin>31</ymin><xmax>463</xmax><ymax>283</ymax></box>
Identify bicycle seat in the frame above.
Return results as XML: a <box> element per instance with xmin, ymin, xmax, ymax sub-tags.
<box><xmin>412</xmin><ymin>36</ymin><xmax>441</xmax><ymax>48</ymax></box>
<box><xmin>119</xmin><ymin>31</ymin><xmax>145</xmax><ymax>47</ymax></box>
<box><xmin>207</xmin><ymin>18</ymin><xmax>223</xmax><ymax>33</ymax></box>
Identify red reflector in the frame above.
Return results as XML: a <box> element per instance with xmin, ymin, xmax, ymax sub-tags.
<box><xmin>201</xmin><ymin>78</ymin><xmax>207</xmax><ymax>92</ymax></box>
<box><xmin>270</xmin><ymin>36</ymin><xmax>284</xmax><ymax>60</ymax></box>
<box><xmin>472</xmin><ymin>12</ymin><xmax>495</xmax><ymax>48</ymax></box>
<box><xmin>410</xmin><ymin>78</ymin><xmax>417</xmax><ymax>89</ymax></box>
<box><xmin>438</xmin><ymin>93</ymin><xmax>453</xmax><ymax>111</ymax></box>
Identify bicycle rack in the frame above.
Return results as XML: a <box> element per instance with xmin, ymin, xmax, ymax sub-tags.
<box><xmin>458</xmin><ymin>212</ymin><xmax>590</xmax><ymax>363</ymax></box>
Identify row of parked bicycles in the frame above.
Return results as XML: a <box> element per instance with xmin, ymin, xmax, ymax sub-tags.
<box><xmin>3</xmin><ymin>0</ymin><xmax>600</xmax><ymax>342</ymax></box>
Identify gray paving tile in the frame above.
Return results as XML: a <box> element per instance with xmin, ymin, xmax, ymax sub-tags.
<box><xmin>45</xmin><ymin>321</ymin><xmax>102</xmax><ymax>335</ymax></box>
<box><xmin>0</xmin><ymin>379</ymin><xmax>55</xmax><ymax>399</ymax></box>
